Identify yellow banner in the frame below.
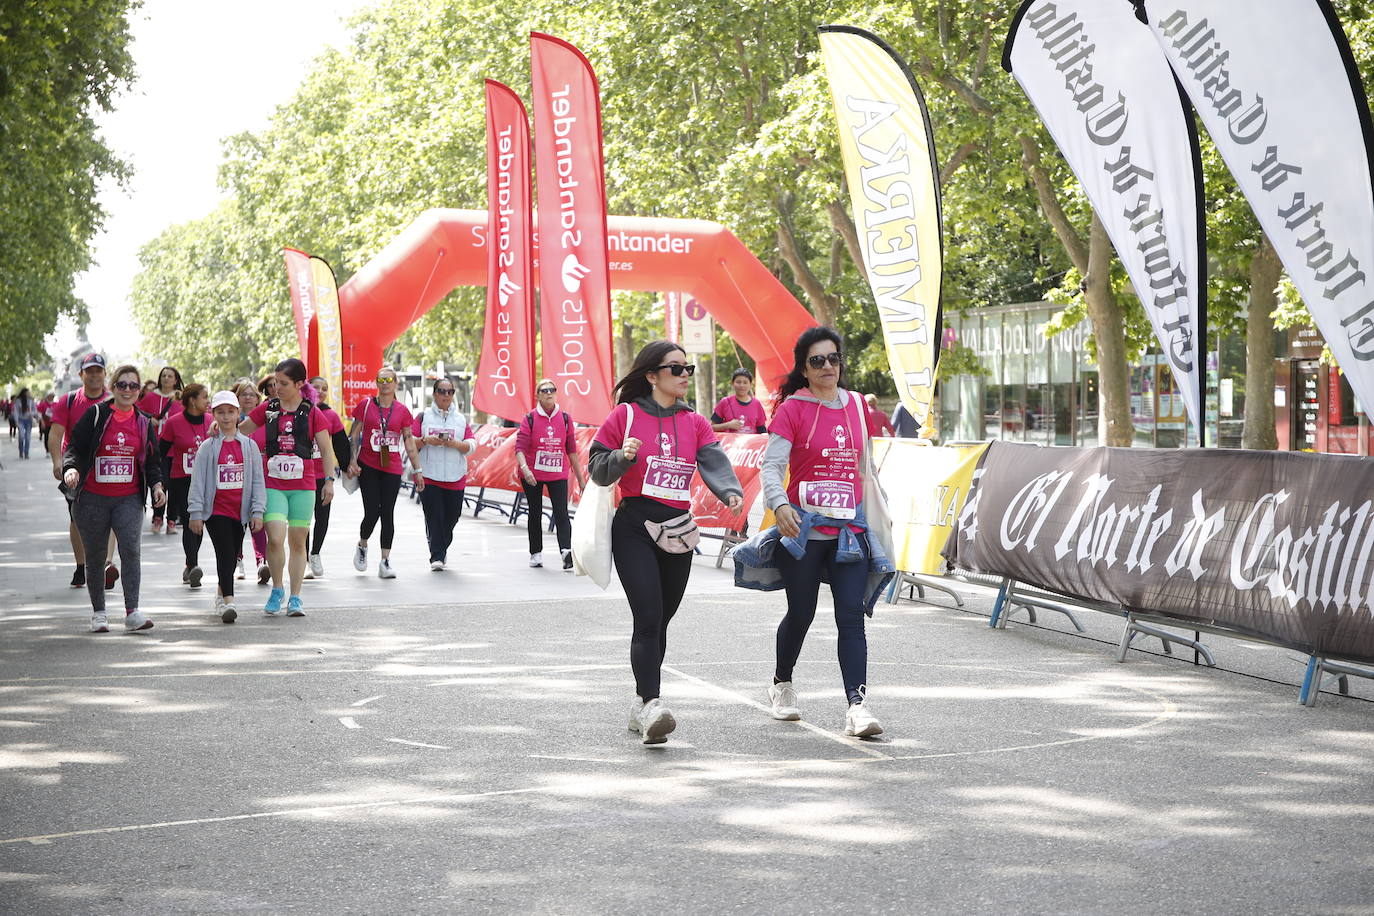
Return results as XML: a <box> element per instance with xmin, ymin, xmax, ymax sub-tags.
<box><xmin>311</xmin><ymin>256</ymin><xmax>343</xmax><ymax>410</ymax></box>
<box><xmin>819</xmin><ymin>26</ymin><xmax>942</xmax><ymax>426</ymax></box>
<box><xmin>873</xmin><ymin>440</ymin><xmax>987</xmax><ymax>575</ymax></box>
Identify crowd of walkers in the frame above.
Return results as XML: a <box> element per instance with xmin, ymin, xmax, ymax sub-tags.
<box><xmin>34</xmin><ymin>324</ymin><xmax>896</xmax><ymax>745</ymax></box>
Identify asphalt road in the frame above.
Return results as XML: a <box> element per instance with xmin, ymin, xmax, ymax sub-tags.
<box><xmin>1</xmin><ymin>436</ymin><xmax>1371</xmax><ymax>915</ymax></box>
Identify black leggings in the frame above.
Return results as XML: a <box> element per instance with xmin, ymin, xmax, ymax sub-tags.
<box><xmin>521</xmin><ymin>477</ymin><xmax>571</xmax><ymax>554</ymax></box>
<box><xmin>611</xmin><ymin>497</ymin><xmax>695</xmax><ymax>701</ymax></box>
<box><xmin>775</xmin><ymin>537</ymin><xmax>870</xmax><ymax>705</ymax></box>
<box><xmin>311</xmin><ymin>476</ymin><xmax>331</xmax><ymax>554</ymax></box>
<box><xmin>420</xmin><ymin>485</ymin><xmax>464</xmax><ymax>563</ymax></box>
<box><xmin>167</xmin><ymin>476</ymin><xmax>202</xmax><ymax>567</ymax></box>
<box><xmin>358</xmin><ymin>463</ymin><xmax>402</xmax><ymax>550</ymax></box>
<box><xmin>205</xmin><ymin>515</ymin><xmax>244</xmax><ymax>598</ymax></box>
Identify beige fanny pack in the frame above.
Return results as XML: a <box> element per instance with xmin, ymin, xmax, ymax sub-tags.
<box><xmin>644</xmin><ymin>512</ymin><xmax>700</xmax><ymax>554</ymax></box>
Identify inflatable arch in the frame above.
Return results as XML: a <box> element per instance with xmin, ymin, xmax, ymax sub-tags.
<box><xmin>335</xmin><ymin>209</ymin><xmax>816</xmax><ymax>413</ymax></box>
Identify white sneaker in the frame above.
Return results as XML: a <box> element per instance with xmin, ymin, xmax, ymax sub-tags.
<box><xmin>235</xmin><ymin>558</ymin><xmax>246</xmax><ymax>580</ymax></box>
<box><xmin>429</xmin><ymin>560</ymin><xmax>444</xmax><ymax>571</ymax></box>
<box><xmin>90</xmin><ymin>613</ymin><xmax>109</xmax><ymax>633</ymax></box>
<box><xmin>628</xmin><ymin>697</ymin><xmax>676</xmax><ymax>745</ymax></box>
<box><xmin>308</xmin><ymin>554</ymin><xmax>324</xmax><ymax>579</ymax></box>
<box><xmin>221</xmin><ymin>602</ymin><xmax>237</xmax><ymax>624</ymax></box>
<box><xmin>353</xmin><ymin>545</ymin><xmax>367</xmax><ymax>572</ymax></box>
<box><xmin>768</xmin><ymin>681</ymin><xmax>802</xmax><ymax>720</ymax></box>
<box><xmin>378</xmin><ymin>558</ymin><xmax>396</xmax><ymax>579</ymax></box>
<box><xmin>124</xmin><ymin>610</ymin><xmax>154</xmax><ymax>632</ymax></box>
<box><xmin>213</xmin><ymin>593</ymin><xmax>226</xmax><ymax>614</ymax></box>
<box><xmin>529</xmin><ymin>552</ymin><xmax>543</xmax><ymax>568</ymax></box>
<box><xmin>844</xmin><ymin>701</ymin><xmax>883</xmax><ymax>738</ymax></box>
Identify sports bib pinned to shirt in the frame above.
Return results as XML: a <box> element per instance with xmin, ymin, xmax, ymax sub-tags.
<box><xmin>640</xmin><ymin>455</ymin><xmax>695</xmax><ymax>503</ymax></box>
<box><xmin>95</xmin><ymin>455</ymin><xmax>135</xmax><ymax>484</ymax></box>
<box><xmin>218</xmin><ymin>459</ymin><xmax>245</xmax><ymax>489</ymax></box>
<box><xmin>267</xmin><ymin>454</ymin><xmax>304</xmax><ymax>480</ymax></box>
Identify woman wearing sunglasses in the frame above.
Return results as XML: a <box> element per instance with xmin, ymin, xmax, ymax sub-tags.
<box><xmin>514</xmin><ymin>379</ymin><xmax>586</xmax><ymax>569</ymax></box>
<box><xmin>345</xmin><ymin>366</ymin><xmax>423</xmax><ymax>579</ymax></box>
<box><xmin>413</xmin><ymin>378</ymin><xmax>475</xmax><ymax>570</ymax></box>
<box><xmin>589</xmin><ymin>341</ymin><xmax>744</xmax><ymax>745</ymax></box>
<box><xmin>62</xmin><ymin>364</ymin><xmax>165</xmax><ymax>632</ymax></box>
<box><xmin>738</xmin><ymin>326</ymin><xmax>895</xmax><ymax>738</ymax></box>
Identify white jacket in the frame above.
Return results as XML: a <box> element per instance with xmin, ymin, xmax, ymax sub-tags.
<box><xmin>416</xmin><ymin>404</ymin><xmax>476</xmax><ymax>483</ymax></box>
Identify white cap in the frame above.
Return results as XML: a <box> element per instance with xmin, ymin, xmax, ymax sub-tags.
<box><xmin>210</xmin><ymin>390</ymin><xmax>239</xmax><ymax>410</ymax></box>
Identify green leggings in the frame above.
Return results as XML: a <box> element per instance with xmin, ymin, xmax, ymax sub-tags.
<box><xmin>265</xmin><ymin>488</ymin><xmax>314</xmax><ymax>527</ymax></box>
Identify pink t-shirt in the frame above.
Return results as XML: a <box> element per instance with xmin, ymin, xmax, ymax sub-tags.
<box><xmin>250</xmin><ymin>425</ymin><xmax>267</xmax><ymax>475</ymax></box>
<box><xmin>769</xmin><ymin>391</ymin><xmax>874</xmax><ymax>519</ymax></box>
<box><xmin>593</xmin><ymin>404</ymin><xmax>715</xmax><ymax>511</ymax></box>
<box><xmin>309</xmin><ymin>405</ymin><xmax>346</xmax><ymax>481</ymax></box>
<box><xmin>83</xmin><ymin>407</ymin><xmax>142</xmax><ymax>498</ymax></box>
<box><xmin>53</xmin><ymin>389</ymin><xmax>110</xmax><ymax>450</ymax></box>
<box><xmin>137</xmin><ymin>390</ymin><xmax>184</xmax><ymax>425</ymax></box>
<box><xmin>248</xmin><ymin>401</ymin><xmax>328</xmax><ymax>491</ymax></box>
<box><xmin>712</xmin><ymin>396</ymin><xmax>768</xmax><ymax>433</ymax></box>
<box><xmin>160</xmin><ymin>411</ymin><xmax>211</xmax><ymax>479</ymax></box>
<box><xmin>352</xmin><ymin>398</ymin><xmax>414</xmax><ymax>475</ymax></box>
<box><xmin>210</xmin><ymin>438</ymin><xmax>247</xmax><ymax>519</ymax></box>
<box><xmin>514</xmin><ymin>407</ymin><xmax>576</xmax><ymax>482</ymax></box>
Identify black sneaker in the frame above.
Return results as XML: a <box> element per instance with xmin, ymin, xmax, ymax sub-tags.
<box><xmin>70</xmin><ymin>566</ymin><xmax>86</xmax><ymax>588</ymax></box>
<box><xmin>562</xmin><ymin>550</ymin><xmax>574</xmax><ymax>570</ymax></box>
<box><xmin>187</xmin><ymin>566</ymin><xmax>203</xmax><ymax>589</ymax></box>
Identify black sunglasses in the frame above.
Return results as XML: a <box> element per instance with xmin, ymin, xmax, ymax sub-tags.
<box><xmin>655</xmin><ymin>364</ymin><xmax>696</xmax><ymax>377</ymax></box>
<box><xmin>434</xmin><ymin>387</ymin><xmax>455</xmax><ymax>395</ymax></box>
<box><xmin>113</xmin><ymin>380</ymin><xmax>141</xmax><ymax>391</ymax></box>
<box><xmin>537</xmin><ymin>386</ymin><xmax>557</xmax><ymax>394</ymax></box>
<box><xmin>806</xmin><ymin>352</ymin><xmax>844</xmax><ymax>369</ymax></box>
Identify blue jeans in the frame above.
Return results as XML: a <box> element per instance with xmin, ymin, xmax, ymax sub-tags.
<box><xmin>775</xmin><ymin>537</ymin><xmax>870</xmax><ymax>704</ymax></box>
<box><xmin>17</xmin><ymin>417</ymin><xmax>32</xmax><ymax>457</ymax></box>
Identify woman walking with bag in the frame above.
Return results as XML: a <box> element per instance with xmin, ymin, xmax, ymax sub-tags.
<box><xmin>734</xmin><ymin>326</ymin><xmax>895</xmax><ymax>738</ymax></box>
<box><xmin>412</xmin><ymin>378</ymin><xmax>475</xmax><ymax>570</ymax></box>
<box><xmin>345</xmin><ymin>366</ymin><xmax>423</xmax><ymax>579</ymax></box>
<box><xmin>515</xmin><ymin>379</ymin><xmax>586</xmax><ymax>569</ymax></box>
<box><xmin>588</xmin><ymin>341</ymin><xmax>743</xmax><ymax>745</ymax></box>
<box><xmin>187</xmin><ymin>392</ymin><xmax>266</xmax><ymax>623</ymax></box>
<box><xmin>62</xmin><ymin>364</ymin><xmax>165</xmax><ymax>632</ymax></box>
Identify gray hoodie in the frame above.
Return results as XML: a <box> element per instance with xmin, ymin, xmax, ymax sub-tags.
<box><xmin>187</xmin><ymin>430</ymin><xmax>267</xmax><ymax>525</ymax></box>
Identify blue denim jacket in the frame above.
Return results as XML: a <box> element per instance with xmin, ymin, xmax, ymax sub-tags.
<box><xmin>731</xmin><ymin>503</ymin><xmax>895</xmax><ymax>616</ymax></box>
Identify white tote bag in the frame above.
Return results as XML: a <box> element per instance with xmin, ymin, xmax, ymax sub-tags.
<box><xmin>571</xmin><ymin>404</ymin><xmax>632</xmax><ymax>590</ymax></box>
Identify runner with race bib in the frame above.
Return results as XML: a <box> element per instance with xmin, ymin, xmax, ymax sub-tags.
<box><xmin>744</xmin><ymin>326</ymin><xmax>894</xmax><ymax>739</ymax></box>
<box><xmin>589</xmin><ymin>341</ymin><xmax>743</xmax><ymax>745</ymax></box>
<box><xmin>137</xmin><ymin>365</ymin><xmax>183</xmax><ymax>533</ymax></box>
<box><xmin>240</xmin><ymin>358</ymin><xmax>336</xmax><ymax>617</ymax></box>
<box><xmin>413</xmin><ymin>377</ymin><xmax>474</xmax><ymax>570</ymax></box>
<box><xmin>187</xmin><ymin>391</ymin><xmax>266</xmax><ymax>624</ymax></box>
<box><xmin>61</xmin><ymin>364</ymin><xmax>165</xmax><ymax>633</ymax></box>
<box><xmin>345</xmin><ymin>366</ymin><xmax>423</xmax><ymax>580</ymax></box>
<box><xmin>160</xmin><ymin>383</ymin><xmax>210</xmax><ymax>587</ymax></box>
<box><xmin>304</xmin><ymin>376</ymin><xmax>351</xmax><ymax>580</ymax></box>
<box><xmin>514</xmin><ymin>378</ymin><xmax>586</xmax><ymax>569</ymax></box>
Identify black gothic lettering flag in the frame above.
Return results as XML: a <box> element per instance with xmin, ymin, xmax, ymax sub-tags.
<box><xmin>943</xmin><ymin>442</ymin><xmax>1374</xmax><ymax>663</ymax></box>
<box><xmin>1143</xmin><ymin>1</ymin><xmax>1374</xmax><ymax>417</ymax></box>
<box><xmin>1005</xmin><ymin>1</ymin><xmax>1207</xmax><ymax>437</ymax></box>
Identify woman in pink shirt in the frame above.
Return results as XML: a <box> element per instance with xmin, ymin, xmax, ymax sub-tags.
<box><xmin>345</xmin><ymin>366</ymin><xmax>423</xmax><ymax>579</ymax></box>
<box><xmin>137</xmin><ymin>366</ymin><xmax>183</xmax><ymax>534</ymax></box>
<box><xmin>160</xmin><ymin>383</ymin><xmax>211</xmax><ymax>584</ymax></box>
<box><xmin>514</xmin><ymin>378</ymin><xmax>586</xmax><ymax>569</ymax></box>
<box><xmin>711</xmin><ymin>367</ymin><xmax>769</xmax><ymax>434</ymax></box>
<box><xmin>588</xmin><ymin>341</ymin><xmax>743</xmax><ymax>745</ymax></box>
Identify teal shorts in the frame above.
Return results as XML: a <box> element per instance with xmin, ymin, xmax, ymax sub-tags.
<box><xmin>265</xmin><ymin>488</ymin><xmax>314</xmax><ymax>527</ymax></box>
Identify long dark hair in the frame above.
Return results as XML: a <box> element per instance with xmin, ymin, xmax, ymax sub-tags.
<box><xmin>157</xmin><ymin>366</ymin><xmax>183</xmax><ymax>392</ymax></box>
<box><xmin>613</xmin><ymin>340</ymin><xmax>687</xmax><ymax>405</ymax></box>
<box><xmin>16</xmin><ymin>387</ymin><xmax>31</xmax><ymax>409</ymax></box>
<box><xmin>773</xmin><ymin>325</ymin><xmax>845</xmax><ymax>411</ymax></box>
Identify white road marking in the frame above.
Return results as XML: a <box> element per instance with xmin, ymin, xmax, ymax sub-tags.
<box><xmin>528</xmin><ymin>755</ymin><xmax>628</xmax><ymax>764</ymax></box>
<box><xmin>338</xmin><ymin>717</ymin><xmax>361</xmax><ymax>730</ymax></box>
<box><xmin>661</xmin><ymin>664</ymin><xmax>891</xmax><ymax>760</ymax></box>
<box><xmin>351</xmin><ymin>695</ymin><xmax>383</xmax><ymax>707</ymax></box>
<box><xmin>385</xmin><ymin>738</ymin><xmax>451</xmax><ymax>750</ymax></box>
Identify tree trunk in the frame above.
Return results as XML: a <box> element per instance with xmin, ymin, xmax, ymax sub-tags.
<box><xmin>1084</xmin><ymin>214</ymin><xmax>1133</xmax><ymax>446</ymax></box>
<box><xmin>1243</xmin><ymin>234</ymin><xmax>1282</xmax><ymax>450</ymax></box>
<box><xmin>776</xmin><ymin>208</ymin><xmax>839</xmax><ymax>327</ymax></box>
<box><xmin>616</xmin><ymin>319</ymin><xmax>635</xmax><ymax>381</ymax></box>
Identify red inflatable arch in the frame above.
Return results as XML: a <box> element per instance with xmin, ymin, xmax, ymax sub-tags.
<box><xmin>335</xmin><ymin>209</ymin><xmax>816</xmax><ymax>414</ymax></box>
